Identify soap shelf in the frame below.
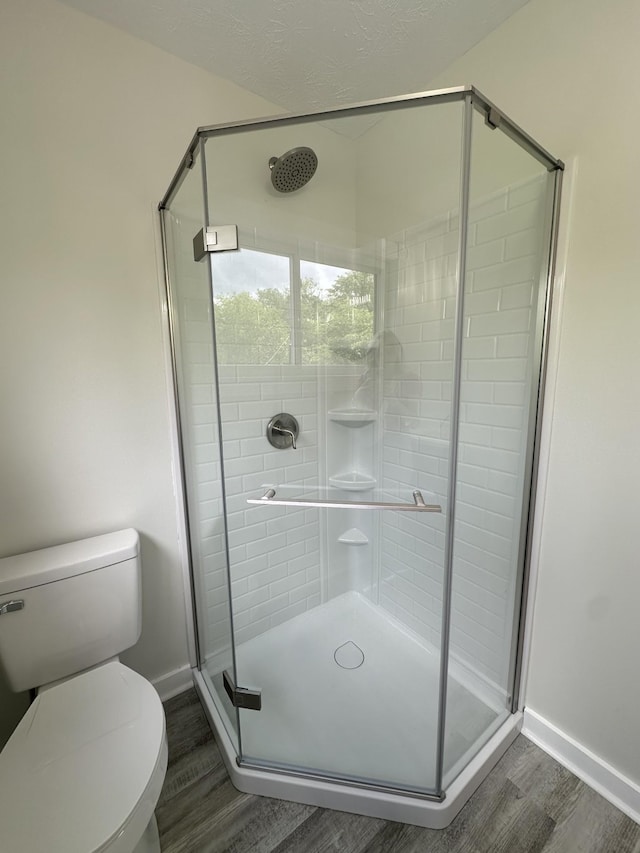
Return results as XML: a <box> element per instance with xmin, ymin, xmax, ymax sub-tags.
<box><xmin>328</xmin><ymin>472</ymin><xmax>377</xmax><ymax>492</ymax></box>
<box><xmin>338</xmin><ymin>528</ymin><xmax>369</xmax><ymax>545</ymax></box>
<box><xmin>328</xmin><ymin>409</ymin><xmax>377</xmax><ymax>428</ymax></box>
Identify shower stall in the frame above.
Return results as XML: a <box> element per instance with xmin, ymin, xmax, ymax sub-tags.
<box><xmin>159</xmin><ymin>86</ymin><xmax>563</xmax><ymax>827</ymax></box>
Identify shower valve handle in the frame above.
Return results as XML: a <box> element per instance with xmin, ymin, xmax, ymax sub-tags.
<box><xmin>266</xmin><ymin>413</ymin><xmax>299</xmax><ymax>450</ymax></box>
<box><xmin>272</xmin><ymin>425</ymin><xmax>297</xmax><ymax>450</ymax></box>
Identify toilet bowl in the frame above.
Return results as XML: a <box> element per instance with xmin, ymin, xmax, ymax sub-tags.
<box><xmin>0</xmin><ymin>530</ymin><xmax>168</xmax><ymax>853</ymax></box>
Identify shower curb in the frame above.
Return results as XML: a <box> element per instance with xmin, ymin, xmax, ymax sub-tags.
<box><xmin>193</xmin><ymin>668</ymin><xmax>522</xmax><ymax>829</ymax></box>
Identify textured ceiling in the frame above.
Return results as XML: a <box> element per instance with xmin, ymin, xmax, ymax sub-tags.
<box><xmin>57</xmin><ymin>0</ymin><xmax>531</xmax><ymax>112</ymax></box>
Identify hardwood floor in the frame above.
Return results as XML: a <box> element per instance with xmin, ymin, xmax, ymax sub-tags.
<box><xmin>157</xmin><ymin>690</ymin><xmax>640</xmax><ymax>853</ymax></box>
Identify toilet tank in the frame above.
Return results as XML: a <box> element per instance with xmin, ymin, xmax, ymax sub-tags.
<box><xmin>0</xmin><ymin>529</ymin><xmax>141</xmax><ymax>692</ymax></box>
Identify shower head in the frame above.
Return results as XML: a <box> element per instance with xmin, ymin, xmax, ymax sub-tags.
<box><xmin>268</xmin><ymin>147</ymin><xmax>318</xmax><ymax>193</ymax></box>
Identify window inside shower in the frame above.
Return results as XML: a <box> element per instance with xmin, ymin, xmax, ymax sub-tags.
<box><xmin>162</xmin><ymin>92</ymin><xmax>558</xmax><ymax>799</ymax></box>
<box><xmin>211</xmin><ymin>243</ymin><xmax>376</xmax><ymax>366</ymax></box>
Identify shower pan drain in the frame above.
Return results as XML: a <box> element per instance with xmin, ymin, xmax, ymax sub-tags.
<box><xmin>333</xmin><ymin>640</ymin><xmax>365</xmax><ymax>670</ymax></box>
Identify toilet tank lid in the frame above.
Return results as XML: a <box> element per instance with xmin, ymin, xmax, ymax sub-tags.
<box><xmin>0</xmin><ymin>529</ymin><xmax>139</xmax><ymax>596</ymax></box>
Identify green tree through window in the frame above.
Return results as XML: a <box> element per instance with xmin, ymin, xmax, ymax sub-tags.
<box><xmin>212</xmin><ymin>251</ymin><xmax>375</xmax><ymax>366</ymax></box>
<box><xmin>300</xmin><ymin>271</ymin><xmax>374</xmax><ymax>364</ymax></box>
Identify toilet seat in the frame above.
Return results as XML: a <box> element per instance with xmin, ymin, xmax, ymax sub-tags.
<box><xmin>0</xmin><ymin>661</ymin><xmax>167</xmax><ymax>853</ymax></box>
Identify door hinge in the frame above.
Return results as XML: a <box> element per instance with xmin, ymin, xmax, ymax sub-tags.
<box><xmin>193</xmin><ymin>225</ymin><xmax>239</xmax><ymax>261</ymax></box>
<box><xmin>485</xmin><ymin>106</ymin><xmax>502</xmax><ymax>130</ymax></box>
<box><xmin>223</xmin><ymin>669</ymin><xmax>262</xmax><ymax>711</ymax></box>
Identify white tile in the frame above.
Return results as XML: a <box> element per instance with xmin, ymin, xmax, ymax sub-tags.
<box><xmin>462</xmin><ymin>336</ymin><xmax>496</xmax><ymax>360</ymax></box>
<box><xmin>469</xmin><ymin>191</ymin><xmax>507</xmax><ymax>223</ymax></box>
<box><xmin>462</xmin><ymin>443</ymin><xmax>521</xmax><ymax>475</ymax></box>
<box><xmin>234</xmin><ymin>585</ymin><xmax>271</xmax><ymax>613</ymax></box>
<box><xmin>466</xmin><ymin>358</ymin><xmax>527</xmax><ymax>383</ymax></box>
<box><xmin>491</xmin><ymin>427</ymin><xmax>523</xmax><ymax>452</ymax></box>
<box><xmin>248</xmin><ymin>562</ymin><xmax>289</xmax><ymax>591</ymax></box>
<box><xmin>467</xmin><ymin>238</ymin><xmax>505</xmax><ymax>271</ymax></box>
<box><xmin>468</xmin><ymin>307</ymin><xmax>531</xmax><ymax>338</ymax></box>
<box><xmin>505</xmin><ymin>228</ymin><xmax>541</xmax><ymax>260</ymax></box>
<box><xmin>459</xmin><ymin>381</ymin><xmax>493</xmax><ymax>404</ymax></box>
<box><xmin>488</xmin><ymin>469</ymin><xmax>520</xmax><ymax>496</ymax></box>
<box><xmin>472</xmin><ymin>256</ymin><xmax>538</xmax><ymax>291</ymax></box>
<box><xmin>475</xmin><ymin>200</ymin><xmax>540</xmax><ymax>243</ymax></box>
<box><xmin>508</xmin><ymin>177</ymin><xmax>545</xmax><ymax>209</ymax></box>
<box><xmin>496</xmin><ymin>333</ymin><xmax>530</xmax><ymax>358</ymax></box>
<box><xmin>267</xmin><ymin>540</ymin><xmax>306</xmax><ymax>568</ymax></box>
<box><xmin>500</xmin><ymin>282</ymin><xmax>534</xmax><ymax>310</ymax></box>
<box><xmin>224</xmin><ymin>455</ymin><xmax>264</xmax><ymax>478</ymax></box>
<box><xmin>464</xmin><ymin>288</ymin><xmax>501</xmax><ymax>316</ymax></box>
<box><xmin>494</xmin><ymin>382</ymin><xmax>527</xmax><ymax>405</ymax></box>
<box><xmin>457</xmin><ymin>463</ymin><xmax>489</xmax><ymax>488</ymax></box>
<box><xmin>457</xmin><ymin>483</ymin><xmax>515</xmax><ymax>517</ymax></box>
<box><xmin>454</xmin><ymin>520</ymin><xmax>512</xmax><ymax>560</ymax></box>
<box><xmin>251</xmin><ymin>593</ymin><xmax>290</xmax><ymax>622</ymax></box>
<box><xmin>465</xmin><ymin>402</ymin><xmax>524</xmax><ymax>428</ymax></box>
<box><xmin>245</xmin><ymin>532</ymin><xmax>286</xmax><ymax>559</ymax></box>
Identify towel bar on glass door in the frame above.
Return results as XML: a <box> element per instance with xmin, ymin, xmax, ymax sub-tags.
<box><xmin>246</xmin><ymin>488</ymin><xmax>441</xmax><ymax>512</ymax></box>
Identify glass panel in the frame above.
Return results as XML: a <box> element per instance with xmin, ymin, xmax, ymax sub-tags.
<box><xmin>203</xmin><ymin>100</ymin><xmax>463</xmax><ymax>794</ymax></box>
<box><xmin>443</xmin><ymin>107</ymin><xmax>553</xmax><ymax>784</ymax></box>
<box><xmin>162</xmin><ymin>154</ymin><xmax>239</xmax><ymax>749</ymax></box>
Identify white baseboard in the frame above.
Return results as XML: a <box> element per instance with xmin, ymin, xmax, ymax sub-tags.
<box><xmin>152</xmin><ymin>664</ymin><xmax>194</xmax><ymax>702</ymax></box>
<box><xmin>523</xmin><ymin>708</ymin><xmax>640</xmax><ymax>825</ymax></box>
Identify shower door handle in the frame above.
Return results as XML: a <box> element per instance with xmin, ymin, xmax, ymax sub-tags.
<box><xmin>247</xmin><ymin>487</ymin><xmax>441</xmax><ymax>513</ymax></box>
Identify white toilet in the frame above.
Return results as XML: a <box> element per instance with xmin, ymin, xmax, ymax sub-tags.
<box><xmin>0</xmin><ymin>529</ymin><xmax>168</xmax><ymax>853</ymax></box>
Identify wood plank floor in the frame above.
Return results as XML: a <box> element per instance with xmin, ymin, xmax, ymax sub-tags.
<box><xmin>157</xmin><ymin>689</ymin><xmax>640</xmax><ymax>853</ymax></box>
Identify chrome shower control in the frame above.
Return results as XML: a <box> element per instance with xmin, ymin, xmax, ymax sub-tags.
<box><xmin>266</xmin><ymin>413</ymin><xmax>299</xmax><ymax>450</ymax></box>
<box><xmin>0</xmin><ymin>600</ymin><xmax>24</xmax><ymax>616</ymax></box>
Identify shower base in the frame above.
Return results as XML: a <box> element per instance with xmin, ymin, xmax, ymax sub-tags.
<box><xmin>195</xmin><ymin>592</ymin><xmax>522</xmax><ymax>828</ymax></box>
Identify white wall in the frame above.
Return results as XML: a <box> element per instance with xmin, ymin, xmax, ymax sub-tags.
<box><xmin>429</xmin><ymin>0</ymin><xmax>640</xmax><ymax>785</ymax></box>
<box><xmin>0</xmin><ymin>0</ymin><xmax>275</xmax><ymax>746</ymax></box>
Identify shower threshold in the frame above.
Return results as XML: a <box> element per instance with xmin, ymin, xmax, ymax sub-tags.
<box><xmin>194</xmin><ymin>592</ymin><xmax>522</xmax><ymax>828</ymax></box>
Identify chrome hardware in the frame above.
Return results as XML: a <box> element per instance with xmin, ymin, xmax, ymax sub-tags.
<box><xmin>485</xmin><ymin>106</ymin><xmax>502</xmax><ymax>130</ymax></box>
<box><xmin>223</xmin><ymin>670</ymin><xmax>262</xmax><ymax>711</ymax></box>
<box><xmin>248</xmin><ymin>488</ymin><xmax>441</xmax><ymax>513</ymax></box>
<box><xmin>193</xmin><ymin>225</ymin><xmax>239</xmax><ymax>261</ymax></box>
<box><xmin>0</xmin><ymin>600</ymin><xmax>25</xmax><ymax>616</ymax></box>
<box><xmin>266</xmin><ymin>413</ymin><xmax>299</xmax><ymax>450</ymax></box>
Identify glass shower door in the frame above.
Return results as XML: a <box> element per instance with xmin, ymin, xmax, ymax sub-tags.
<box><xmin>210</xmin><ymin>243</ymin><xmax>452</xmax><ymax>791</ymax></box>
<box><xmin>201</xmin><ymin>99</ymin><xmax>466</xmax><ymax>795</ymax></box>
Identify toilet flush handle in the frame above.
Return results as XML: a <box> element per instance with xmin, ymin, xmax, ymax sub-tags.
<box><xmin>0</xmin><ymin>600</ymin><xmax>24</xmax><ymax>615</ymax></box>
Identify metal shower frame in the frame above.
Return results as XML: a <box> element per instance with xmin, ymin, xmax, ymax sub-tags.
<box><xmin>158</xmin><ymin>84</ymin><xmax>564</xmax><ymax>804</ymax></box>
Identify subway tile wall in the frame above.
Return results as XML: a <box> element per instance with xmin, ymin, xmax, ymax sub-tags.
<box><xmin>217</xmin><ymin>364</ymin><xmax>322</xmax><ymax>647</ymax></box>
<box><xmin>379</xmin><ymin>174</ymin><xmax>547</xmax><ymax>690</ymax></box>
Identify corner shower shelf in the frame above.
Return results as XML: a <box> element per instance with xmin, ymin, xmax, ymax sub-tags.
<box><xmin>338</xmin><ymin>528</ymin><xmax>369</xmax><ymax>545</ymax></box>
<box><xmin>328</xmin><ymin>409</ymin><xmax>377</xmax><ymax>428</ymax></box>
<box><xmin>328</xmin><ymin>472</ymin><xmax>376</xmax><ymax>491</ymax></box>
